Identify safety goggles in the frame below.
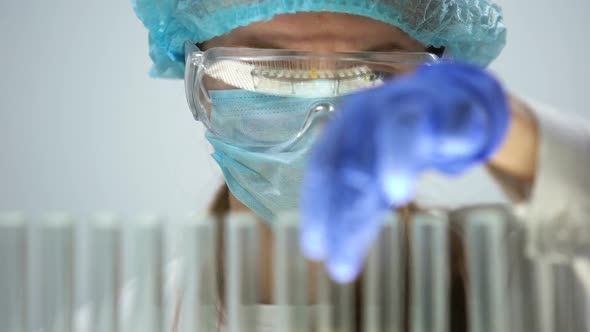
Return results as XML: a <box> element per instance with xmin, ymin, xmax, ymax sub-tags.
<box><xmin>184</xmin><ymin>43</ymin><xmax>441</xmax><ymax>148</ymax></box>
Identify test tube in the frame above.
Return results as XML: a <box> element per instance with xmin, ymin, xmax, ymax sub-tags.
<box><xmin>119</xmin><ymin>215</ymin><xmax>163</xmax><ymax>332</ymax></box>
<box><xmin>310</xmin><ymin>266</ymin><xmax>356</xmax><ymax>332</ymax></box>
<box><xmin>363</xmin><ymin>212</ymin><xmax>405</xmax><ymax>332</ymax></box>
<box><xmin>27</xmin><ymin>214</ymin><xmax>75</xmax><ymax>332</ymax></box>
<box><xmin>192</xmin><ymin>214</ymin><xmax>218</xmax><ymax>332</ymax></box>
<box><xmin>225</xmin><ymin>212</ymin><xmax>260</xmax><ymax>332</ymax></box>
<box><xmin>162</xmin><ymin>216</ymin><xmax>194</xmax><ymax>332</ymax></box>
<box><xmin>495</xmin><ymin>209</ymin><xmax>534</xmax><ymax>332</ymax></box>
<box><xmin>0</xmin><ymin>213</ymin><xmax>26</xmax><ymax>332</ymax></box>
<box><xmin>572</xmin><ymin>259</ymin><xmax>590</xmax><ymax>331</ymax></box>
<box><xmin>410</xmin><ymin>212</ymin><xmax>449</xmax><ymax>332</ymax></box>
<box><xmin>463</xmin><ymin>207</ymin><xmax>509</xmax><ymax>332</ymax></box>
<box><xmin>504</xmin><ymin>224</ymin><xmax>557</xmax><ymax>332</ymax></box>
<box><xmin>273</xmin><ymin>211</ymin><xmax>309</xmax><ymax>331</ymax></box>
<box><xmin>551</xmin><ymin>262</ymin><xmax>588</xmax><ymax>332</ymax></box>
<box><xmin>311</xmin><ymin>260</ymin><xmax>332</xmax><ymax>332</ymax></box>
<box><xmin>85</xmin><ymin>214</ymin><xmax>120</xmax><ymax>332</ymax></box>
<box><xmin>331</xmin><ymin>277</ymin><xmax>355</xmax><ymax>332</ymax></box>
<box><xmin>532</xmin><ymin>261</ymin><xmax>556</xmax><ymax>332</ymax></box>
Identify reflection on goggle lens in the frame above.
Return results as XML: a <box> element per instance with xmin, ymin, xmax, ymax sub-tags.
<box><xmin>203</xmin><ymin>59</ymin><xmax>407</xmax><ymax>98</ymax></box>
<box><xmin>251</xmin><ymin>64</ymin><xmax>393</xmax><ymax>82</ymax></box>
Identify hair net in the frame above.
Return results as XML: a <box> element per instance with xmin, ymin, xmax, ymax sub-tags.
<box><xmin>132</xmin><ymin>0</ymin><xmax>507</xmax><ymax>79</ymax></box>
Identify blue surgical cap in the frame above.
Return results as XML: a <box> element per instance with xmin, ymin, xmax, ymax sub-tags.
<box><xmin>132</xmin><ymin>0</ymin><xmax>507</xmax><ymax>79</ymax></box>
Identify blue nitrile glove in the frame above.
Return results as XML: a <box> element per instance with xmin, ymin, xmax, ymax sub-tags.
<box><xmin>299</xmin><ymin>62</ymin><xmax>510</xmax><ymax>283</ymax></box>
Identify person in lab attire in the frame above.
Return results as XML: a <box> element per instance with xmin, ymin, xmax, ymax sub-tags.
<box><xmin>133</xmin><ymin>0</ymin><xmax>590</xmax><ymax>328</ymax></box>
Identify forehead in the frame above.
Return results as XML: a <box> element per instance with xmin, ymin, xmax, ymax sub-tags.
<box><xmin>204</xmin><ymin>12</ymin><xmax>425</xmax><ymax>52</ymax></box>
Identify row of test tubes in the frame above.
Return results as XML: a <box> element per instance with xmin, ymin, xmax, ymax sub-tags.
<box><xmin>0</xmin><ymin>206</ymin><xmax>588</xmax><ymax>332</ymax></box>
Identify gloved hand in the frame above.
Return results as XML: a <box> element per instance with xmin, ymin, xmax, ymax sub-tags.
<box><xmin>299</xmin><ymin>62</ymin><xmax>510</xmax><ymax>282</ymax></box>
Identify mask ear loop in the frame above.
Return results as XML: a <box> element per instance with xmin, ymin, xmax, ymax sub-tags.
<box><xmin>297</xmin><ymin>101</ymin><xmax>336</xmax><ymax>137</ymax></box>
<box><xmin>267</xmin><ymin>101</ymin><xmax>336</xmax><ymax>153</ymax></box>
<box><xmin>185</xmin><ymin>41</ymin><xmax>207</xmax><ymax>122</ymax></box>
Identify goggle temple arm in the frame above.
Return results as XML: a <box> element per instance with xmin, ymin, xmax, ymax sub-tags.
<box><xmin>184</xmin><ymin>41</ymin><xmax>205</xmax><ymax>122</ymax></box>
<box><xmin>184</xmin><ymin>41</ymin><xmax>204</xmax><ymax>62</ymax></box>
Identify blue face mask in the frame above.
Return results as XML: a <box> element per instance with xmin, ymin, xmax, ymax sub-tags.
<box><xmin>206</xmin><ymin>90</ymin><xmax>334</xmax><ymax>222</ymax></box>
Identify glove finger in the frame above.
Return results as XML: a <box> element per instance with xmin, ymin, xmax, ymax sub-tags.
<box><xmin>326</xmin><ymin>187</ymin><xmax>388</xmax><ymax>283</ymax></box>
<box><xmin>373</xmin><ymin>94</ymin><xmax>434</xmax><ymax>206</ymax></box>
<box><xmin>416</xmin><ymin>63</ymin><xmax>510</xmax><ymax>168</ymax></box>
<box><xmin>300</xmin><ymin>90</ymin><xmax>377</xmax><ymax>261</ymax></box>
<box><xmin>300</xmin><ymin>167</ymin><xmax>332</xmax><ymax>260</ymax></box>
<box><xmin>318</xmin><ymin>91</ymin><xmax>388</xmax><ymax>282</ymax></box>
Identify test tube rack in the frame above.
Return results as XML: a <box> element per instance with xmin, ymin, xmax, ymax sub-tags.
<box><xmin>0</xmin><ymin>206</ymin><xmax>588</xmax><ymax>332</ymax></box>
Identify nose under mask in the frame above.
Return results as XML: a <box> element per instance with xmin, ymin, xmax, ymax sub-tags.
<box><xmin>206</xmin><ymin>89</ymin><xmax>337</xmax><ymax>222</ymax></box>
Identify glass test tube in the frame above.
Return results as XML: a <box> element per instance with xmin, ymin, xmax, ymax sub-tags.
<box><xmin>308</xmin><ymin>241</ymin><xmax>356</xmax><ymax>332</ymax></box>
<box><xmin>162</xmin><ymin>216</ymin><xmax>195</xmax><ymax>332</ymax></box>
<box><xmin>551</xmin><ymin>262</ymin><xmax>589</xmax><ymax>332</ymax></box>
<box><xmin>311</xmin><ymin>265</ymin><xmax>356</xmax><ymax>332</ymax></box>
<box><xmin>86</xmin><ymin>214</ymin><xmax>120</xmax><ymax>332</ymax></box>
<box><xmin>571</xmin><ymin>259</ymin><xmax>590</xmax><ymax>331</ymax></box>
<box><xmin>161</xmin><ymin>218</ymin><xmax>185</xmax><ymax>332</ymax></box>
<box><xmin>312</xmin><ymin>258</ymin><xmax>332</xmax><ymax>332</ymax></box>
<box><xmin>119</xmin><ymin>215</ymin><xmax>162</xmax><ymax>332</ymax></box>
<box><xmin>28</xmin><ymin>214</ymin><xmax>75</xmax><ymax>332</ymax></box>
<box><xmin>411</xmin><ymin>212</ymin><xmax>449</xmax><ymax>332</ymax></box>
<box><xmin>533</xmin><ymin>260</ymin><xmax>556</xmax><ymax>332</ymax></box>
<box><xmin>225</xmin><ymin>212</ymin><xmax>260</xmax><ymax>332</ymax></box>
<box><xmin>464</xmin><ymin>208</ymin><xmax>509</xmax><ymax>332</ymax></box>
<box><xmin>332</xmin><ymin>278</ymin><xmax>355</xmax><ymax>332</ymax></box>
<box><xmin>363</xmin><ymin>213</ymin><xmax>405</xmax><ymax>332</ymax></box>
<box><xmin>273</xmin><ymin>211</ymin><xmax>310</xmax><ymax>331</ymax></box>
<box><xmin>501</xmin><ymin>212</ymin><xmax>535</xmax><ymax>332</ymax></box>
<box><xmin>0</xmin><ymin>213</ymin><xmax>26</xmax><ymax>332</ymax></box>
<box><xmin>192</xmin><ymin>215</ymin><xmax>218</xmax><ymax>332</ymax></box>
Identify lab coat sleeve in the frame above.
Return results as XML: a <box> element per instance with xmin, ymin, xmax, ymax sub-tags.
<box><xmin>519</xmin><ymin>99</ymin><xmax>590</xmax><ymax>260</ymax></box>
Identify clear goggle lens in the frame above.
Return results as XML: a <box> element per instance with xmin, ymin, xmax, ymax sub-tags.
<box><xmin>185</xmin><ymin>46</ymin><xmax>441</xmax><ymax>148</ymax></box>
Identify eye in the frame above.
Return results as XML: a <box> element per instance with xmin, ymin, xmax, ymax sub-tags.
<box><xmin>364</xmin><ymin>70</ymin><xmax>391</xmax><ymax>82</ymax></box>
<box><xmin>427</xmin><ymin>45</ymin><xmax>445</xmax><ymax>57</ymax></box>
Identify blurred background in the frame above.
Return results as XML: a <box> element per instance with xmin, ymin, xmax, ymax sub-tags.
<box><xmin>0</xmin><ymin>0</ymin><xmax>588</xmax><ymax>218</ymax></box>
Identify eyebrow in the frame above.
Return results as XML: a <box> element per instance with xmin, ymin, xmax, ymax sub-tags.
<box><xmin>232</xmin><ymin>34</ymin><xmax>409</xmax><ymax>52</ymax></box>
<box><xmin>363</xmin><ymin>42</ymin><xmax>410</xmax><ymax>52</ymax></box>
<box><xmin>236</xmin><ymin>36</ymin><xmax>285</xmax><ymax>49</ymax></box>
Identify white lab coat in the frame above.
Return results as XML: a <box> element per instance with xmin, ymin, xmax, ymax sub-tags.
<box><xmin>414</xmin><ymin>98</ymin><xmax>590</xmax><ymax>260</ymax></box>
<box><xmin>519</xmin><ymin>100</ymin><xmax>590</xmax><ymax>260</ymax></box>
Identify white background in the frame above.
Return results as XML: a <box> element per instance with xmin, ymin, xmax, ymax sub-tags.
<box><xmin>0</xmin><ymin>0</ymin><xmax>588</xmax><ymax>218</ymax></box>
